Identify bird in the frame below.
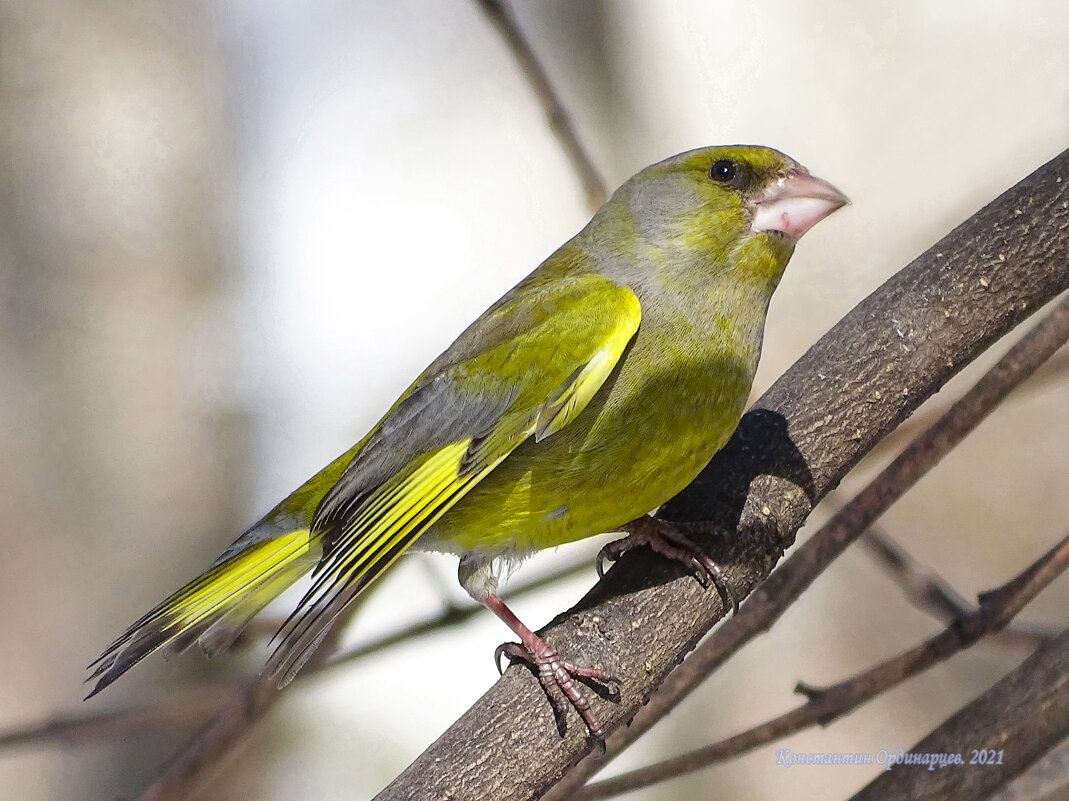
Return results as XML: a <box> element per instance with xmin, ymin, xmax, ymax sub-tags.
<box><xmin>87</xmin><ymin>145</ymin><xmax>847</xmax><ymax>737</ymax></box>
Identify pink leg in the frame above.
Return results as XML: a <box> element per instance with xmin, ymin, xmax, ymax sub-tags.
<box><xmin>598</xmin><ymin>515</ymin><xmax>738</xmax><ymax>613</ymax></box>
<box><xmin>484</xmin><ymin>593</ymin><xmax>616</xmax><ymax>739</ymax></box>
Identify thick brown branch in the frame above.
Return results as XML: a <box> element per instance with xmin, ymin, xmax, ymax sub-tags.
<box><xmin>376</xmin><ymin>149</ymin><xmax>1069</xmax><ymax>801</ymax></box>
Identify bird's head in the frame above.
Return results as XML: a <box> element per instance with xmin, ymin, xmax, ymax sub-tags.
<box><xmin>612</xmin><ymin>145</ymin><xmax>847</xmax><ymax>268</ymax></box>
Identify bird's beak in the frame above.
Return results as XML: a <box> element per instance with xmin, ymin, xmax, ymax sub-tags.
<box><xmin>749</xmin><ymin>169</ymin><xmax>849</xmax><ymax>241</ymax></box>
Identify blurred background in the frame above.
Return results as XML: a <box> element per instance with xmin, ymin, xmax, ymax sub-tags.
<box><xmin>0</xmin><ymin>1</ymin><xmax>1066</xmax><ymax>799</ymax></box>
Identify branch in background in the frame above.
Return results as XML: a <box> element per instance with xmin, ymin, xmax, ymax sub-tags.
<box><xmin>1031</xmin><ymin>344</ymin><xmax>1069</xmax><ymax>390</ymax></box>
<box><xmin>849</xmin><ymin>625</ymin><xmax>1069</xmax><ymax>801</ymax></box>
<box><xmin>575</xmin><ymin>532</ymin><xmax>1069</xmax><ymax>801</ymax></box>
<box><xmin>0</xmin><ymin>684</ymin><xmax>233</xmax><ymax>751</ymax></box>
<box><xmin>0</xmin><ymin>554</ymin><xmax>594</xmax><ymax>753</ymax></box>
<box><xmin>130</xmin><ymin>603</ymin><xmax>355</xmax><ymax>801</ymax></box>
<box><xmin>133</xmin><ymin>674</ymin><xmax>279</xmax><ymax>801</ymax></box>
<box><xmin>860</xmin><ymin>523</ymin><xmax>983</xmax><ymax>621</ymax></box>
<box><xmin>376</xmin><ymin>149</ymin><xmax>1069</xmax><ymax>801</ymax></box>
<box><xmin>863</xmin><ymin>338</ymin><xmax>1069</xmax><ymax>460</ymax></box>
<box><xmin>858</xmin><ymin>524</ymin><xmax>1052</xmax><ymax>651</ymax></box>
<box><xmin>548</xmin><ymin>294</ymin><xmax>1069</xmax><ymax>799</ymax></box>
<box><xmin>474</xmin><ymin>0</ymin><xmax>608</xmax><ymax>210</ymax></box>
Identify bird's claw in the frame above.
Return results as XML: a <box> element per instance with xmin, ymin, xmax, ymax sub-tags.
<box><xmin>603</xmin><ymin>517</ymin><xmax>739</xmax><ymax>614</ymax></box>
<box><xmin>495</xmin><ymin>639</ymin><xmax>618</xmax><ymax>740</ymax></box>
<box><xmin>595</xmin><ymin>540</ymin><xmax>624</xmax><ymax>579</ymax></box>
<box><xmin>495</xmin><ymin>641</ymin><xmax>530</xmax><ymax>676</ymax></box>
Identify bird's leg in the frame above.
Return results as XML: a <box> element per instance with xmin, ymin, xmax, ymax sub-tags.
<box><xmin>597</xmin><ymin>515</ymin><xmax>738</xmax><ymax>613</ymax></box>
<box><xmin>486</xmin><ymin>594</ymin><xmax>616</xmax><ymax>738</ymax></box>
<box><xmin>458</xmin><ymin>555</ymin><xmax>616</xmax><ymax>739</ymax></box>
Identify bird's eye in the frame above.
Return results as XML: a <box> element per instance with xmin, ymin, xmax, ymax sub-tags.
<box><xmin>708</xmin><ymin>159</ymin><xmax>738</xmax><ymax>183</ymax></box>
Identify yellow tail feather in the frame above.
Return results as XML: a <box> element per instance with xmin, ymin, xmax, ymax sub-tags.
<box><xmin>86</xmin><ymin>528</ymin><xmax>319</xmax><ymax>697</ymax></box>
<box><xmin>266</xmin><ymin>439</ymin><xmax>520</xmax><ymax>685</ymax></box>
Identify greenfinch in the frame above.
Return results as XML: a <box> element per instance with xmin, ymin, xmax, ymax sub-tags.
<box><xmin>89</xmin><ymin>145</ymin><xmax>846</xmax><ymax>736</ymax></box>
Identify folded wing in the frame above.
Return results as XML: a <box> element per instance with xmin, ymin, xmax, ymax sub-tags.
<box><xmin>266</xmin><ymin>273</ymin><xmax>641</xmax><ymax>683</ymax></box>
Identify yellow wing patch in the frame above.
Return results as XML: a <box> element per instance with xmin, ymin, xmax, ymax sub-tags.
<box><xmin>268</xmin><ymin>439</ymin><xmax>513</xmax><ymax>683</ymax></box>
<box><xmin>316</xmin><ymin>442</ymin><xmax>473</xmax><ymax>587</ymax></box>
<box><xmin>86</xmin><ymin>528</ymin><xmax>316</xmax><ymax>697</ymax></box>
<box><xmin>535</xmin><ymin>329</ymin><xmax>638</xmax><ymax>441</ymax></box>
<box><xmin>170</xmin><ymin>530</ymin><xmax>314</xmax><ymax>630</ymax></box>
<box><xmin>534</xmin><ymin>287</ymin><xmax>639</xmax><ymax>441</ymax></box>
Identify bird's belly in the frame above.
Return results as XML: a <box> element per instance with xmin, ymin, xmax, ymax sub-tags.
<box><xmin>421</xmin><ymin>353</ymin><xmax>752</xmax><ymax>559</ymax></box>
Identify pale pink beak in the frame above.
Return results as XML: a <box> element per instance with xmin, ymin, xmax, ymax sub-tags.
<box><xmin>749</xmin><ymin>169</ymin><xmax>848</xmax><ymax>241</ymax></box>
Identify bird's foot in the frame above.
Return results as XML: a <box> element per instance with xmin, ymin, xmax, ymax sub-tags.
<box><xmin>597</xmin><ymin>516</ymin><xmax>738</xmax><ymax>614</ymax></box>
<box><xmin>496</xmin><ymin>637</ymin><xmax>618</xmax><ymax>740</ymax></box>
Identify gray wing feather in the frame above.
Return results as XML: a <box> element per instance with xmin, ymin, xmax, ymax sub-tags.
<box><xmin>313</xmin><ymin>371</ymin><xmax>511</xmax><ymax>530</ymax></box>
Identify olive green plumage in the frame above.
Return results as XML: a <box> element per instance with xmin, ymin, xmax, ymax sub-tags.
<box><xmin>88</xmin><ymin>145</ymin><xmax>845</xmax><ymax>696</ymax></box>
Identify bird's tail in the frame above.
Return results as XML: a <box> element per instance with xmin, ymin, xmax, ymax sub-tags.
<box><xmin>86</xmin><ymin>521</ymin><xmax>321</xmax><ymax>698</ymax></box>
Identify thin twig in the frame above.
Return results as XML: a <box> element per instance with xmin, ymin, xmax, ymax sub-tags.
<box><xmin>1</xmin><ymin>555</ymin><xmax>595</xmax><ymax>753</ymax></box>
<box><xmin>858</xmin><ymin>524</ymin><xmax>1052</xmax><ymax>650</ymax></box>
<box><xmin>474</xmin><ymin>0</ymin><xmax>608</xmax><ymax>210</ymax></box>
<box><xmin>860</xmin><ymin>523</ymin><xmax>975</xmax><ymax>620</ymax></box>
<box><xmin>546</xmin><ymin>293</ymin><xmax>1069</xmax><ymax>799</ymax></box>
<box><xmin>132</xmin><ymin>598</ymin><xmax>354</xmax><ymax>801</ymax></box>
<box><xmin>849</xmin><ymin>626</ymin><xmax>1069</xmax><ymax>801</ymax></box>
<box><xmin>0</xmin><ymin>684</ymin><xmax>234</xmax><ymax>750</ymax></box>
<box><xmin>575</xmin><ymin>532</ymin><xmax>1069</xmax><ymax>800</ymax></box>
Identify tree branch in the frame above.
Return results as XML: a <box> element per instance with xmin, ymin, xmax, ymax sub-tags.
<box><xmin>0</xmin><ymin>684</ymin><xmax>233</xmax><ymax>751</ymax></box>
<box><xmin>474</xmin><ymin>0</ymin><xmax>608</xmax><ymax>210</ymax></box>
<box><xmin>849</xmin><ymin>625</ymin><xmax>1069</xmax><ymax>801</ymax></box>
<box><xmin>376</xmin><ymin>149</ymin><xmax>1069</xmax><ymax>801</ymax></box>
<box><xmin>858</xmin><ymin>525</ymin><xmax>1051</xmax><ymax>651</ymax></box>
<box><xmin>574</xmin><ymin>532</ymin><xmax>1069</xmax><ymax>800</ymax></box>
